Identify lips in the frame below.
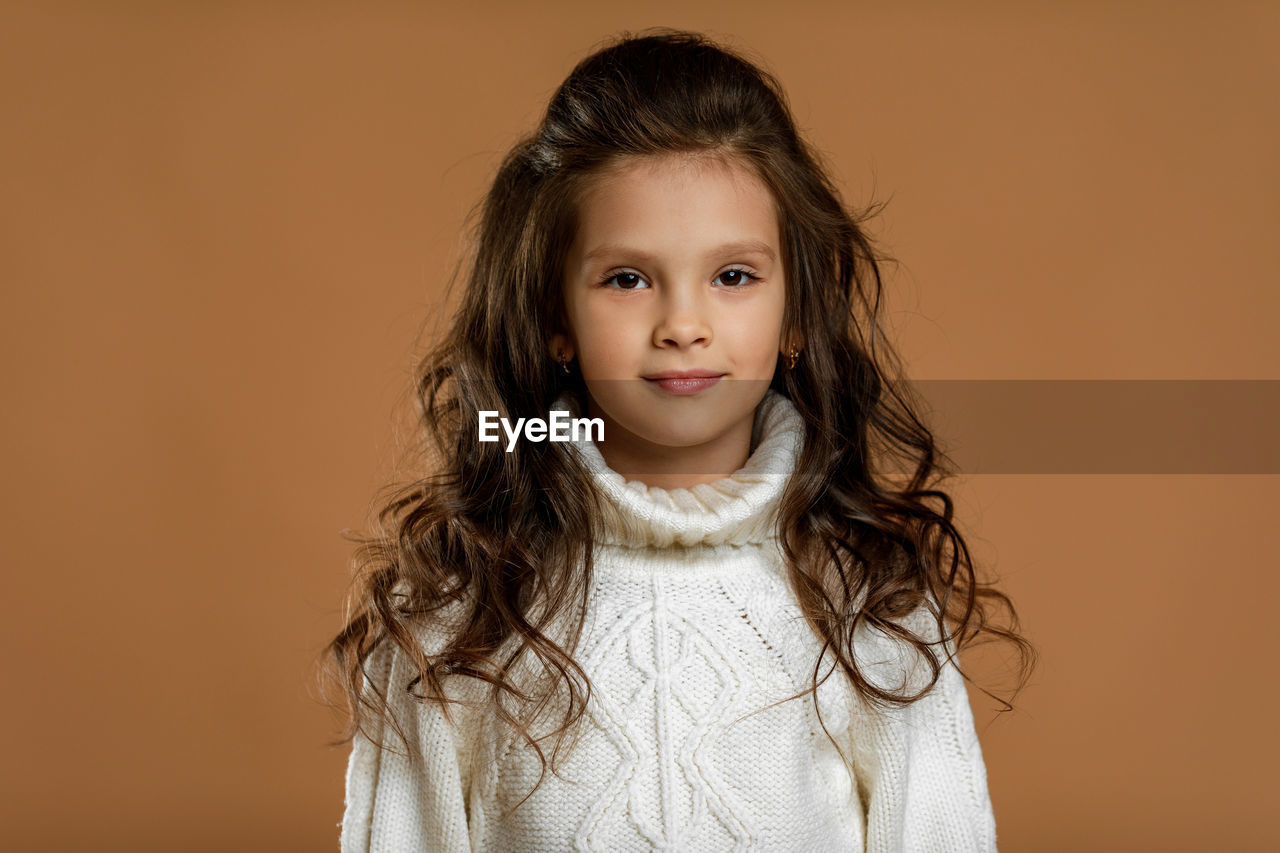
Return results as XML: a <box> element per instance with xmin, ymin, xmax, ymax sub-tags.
<box><xmin>642</xmin><ymin>369</ymin><xmax>726</xmax><ymax>395</ymax></box>
<box><xmin>642</xmin><ymin>369</ymin><xmax>724</xmax><ymax>380</ymax></box>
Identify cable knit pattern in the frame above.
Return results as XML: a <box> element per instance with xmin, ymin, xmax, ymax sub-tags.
<box><xmin>340</xmin><ymin>391</ymin><xmax>998</xmax><ymax>852</ymax></box>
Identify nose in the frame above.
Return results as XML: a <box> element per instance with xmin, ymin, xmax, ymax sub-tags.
<box><xmin>652</xmin><ymin>286</ymin><xmax>712</xmax><ymax>349</ymax></box>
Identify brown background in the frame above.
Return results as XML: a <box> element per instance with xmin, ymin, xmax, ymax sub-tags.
<box><xmin>3</xmin><ymin>2</ymin><xmax>1277</xmax><ymax>851</ymax></box>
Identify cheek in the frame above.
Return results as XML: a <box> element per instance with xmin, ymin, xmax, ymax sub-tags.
<box><xmin>577</xmin><ymin>298</ymin><xmax>646</xmax><ymax>364</ymax></box>
<box><xmin>759</xmin><ymin>290</ymin><xmax>787</xmax><ymax>353</ymax></box>
<box><xmin>726</xmin><ymin>300</ymin><xmax>785</xmax><ymax>355</ymax></box>
<box><xmin>574</xmin><ymin>308</ymin><xmax>630</xmax><ymax>378</ymax></box>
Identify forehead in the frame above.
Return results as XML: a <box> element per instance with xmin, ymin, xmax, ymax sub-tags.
<box><xmin>570</xmin><ymin>154</ymin><xmax>781</xmax><ymax>259</ymax></box>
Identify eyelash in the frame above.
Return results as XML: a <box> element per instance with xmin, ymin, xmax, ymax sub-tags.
<box><xmin>596</xmin><ymin>267</ymin><xmax>762</xmax><ymax>290</ymax></box>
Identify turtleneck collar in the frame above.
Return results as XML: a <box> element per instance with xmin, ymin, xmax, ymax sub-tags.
<box><xmin>550</xmin><ymin>389</ymin><xmax>804</xmax><ymax>549</ymax></box>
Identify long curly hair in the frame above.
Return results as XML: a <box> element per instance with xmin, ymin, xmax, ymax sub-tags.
<box><xmin>320</xmin><ymin>26</ymin><xmax>1036</xmax><ymax>814</ymax></box>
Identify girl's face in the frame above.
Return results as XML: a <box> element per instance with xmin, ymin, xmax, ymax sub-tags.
<box><xmin>553</xmin><ymin>153</ymin><xmax>793</xmax><ymax>471</ymax></box>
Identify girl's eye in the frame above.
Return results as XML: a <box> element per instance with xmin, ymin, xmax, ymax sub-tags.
<box><xmin>715</xmin><ymin>268</ymin><xmax>762</xmax><ymax>288</ymax></box>
<box><xmin>599</xmin><ymin>271</ymin><xmax>649</xmax><ymax>290</ymax></box>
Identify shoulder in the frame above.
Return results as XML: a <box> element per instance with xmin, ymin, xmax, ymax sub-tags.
<box><xmin>854</xmin><ymin>591</ymin><xmax>958</xmax><ymax>698</ymax></box>
<box><xmin>364</xmin><ymin>587</ymin><xmax>489</xmax><ymax>744</ymax></box>
<box><xmin>362</xmin><ymin>582</ymin><xmax>478</xmax><ymax>706</ymax></box>
<box><xmin>387</xmin><ymin>579</ymin><xmax>474</xmax><ymax>654</ymax></box>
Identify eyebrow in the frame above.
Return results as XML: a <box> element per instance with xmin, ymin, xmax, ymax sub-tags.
<box><xmin>582</xmin><ymin>239</ymin><xmax>777</xmax><ymax>264</ymax></box>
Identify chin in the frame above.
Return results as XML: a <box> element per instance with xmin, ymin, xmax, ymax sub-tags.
<box><xmin>632</xmin><ymin>419</ymin><xmax>730</xmax><ymax>450</ymax></box>
<box><xmin>610</xmin><ymin>400</ymin><xmax>743</xmax><ymax>447</ymax></box>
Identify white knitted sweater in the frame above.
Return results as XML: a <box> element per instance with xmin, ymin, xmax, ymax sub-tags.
<box><xmin>340</xmin><ymin>390</ymin><xmax>998</xmax><ymax>852</ymax></box>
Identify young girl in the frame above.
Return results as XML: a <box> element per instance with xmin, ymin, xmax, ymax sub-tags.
<box><xmin>326</xmin><ymin>27</ymin><xmax>1034</xmax><ymax>853</ymax></box>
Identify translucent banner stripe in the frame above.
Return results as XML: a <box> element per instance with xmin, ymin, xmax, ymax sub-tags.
<box><xmin>905</xmin><ymin>380</ymin><xmax>1280</xmax><ymax>474</ymax></box>
<box><xmin>492</xmin><ymin>380</ymin><xmax>1280</xmax><ymax>475</ymax></box>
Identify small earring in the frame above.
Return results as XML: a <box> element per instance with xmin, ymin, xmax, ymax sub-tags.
<box><xmin>786</xmin><ymin>349</ymin><xmax>799</xmax><ymax>370</ymax></box>
<box><xmin>558</xmin><ymin>351</ymin><xmax>571</xmax><ymax>374</ymax></box>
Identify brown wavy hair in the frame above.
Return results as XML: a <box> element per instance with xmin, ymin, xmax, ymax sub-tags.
<box><xmin>319</xmin><ymin>26</ymin><xmax>1036</xmax><ymax>814</ymax></box>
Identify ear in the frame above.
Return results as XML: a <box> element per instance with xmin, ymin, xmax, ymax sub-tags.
<box><xmin>779</xmin><ymin>332</ymin><xmax>803</xmax><ymax>357</ymax></box>
<box><xmin>549</xmin><ymin>332</ymin><xmax>575</xmax><ymax>362</ymax></box>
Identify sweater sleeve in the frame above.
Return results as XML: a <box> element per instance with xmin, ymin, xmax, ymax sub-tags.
<box><xmin>339</xmin><ymin>632</ymin><xmax>475</xmax><ymax>853</ymax></box>
<box><xmin>849</xmin><ymin>606</ymin><xmax>998</xmax><ymax>853</ymax></box>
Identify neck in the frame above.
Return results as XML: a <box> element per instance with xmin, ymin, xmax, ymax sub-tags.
<box><xmin>586</xmin><ymin>395</ymin><xmax>754</xmax><ymax>489</ymax></box>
